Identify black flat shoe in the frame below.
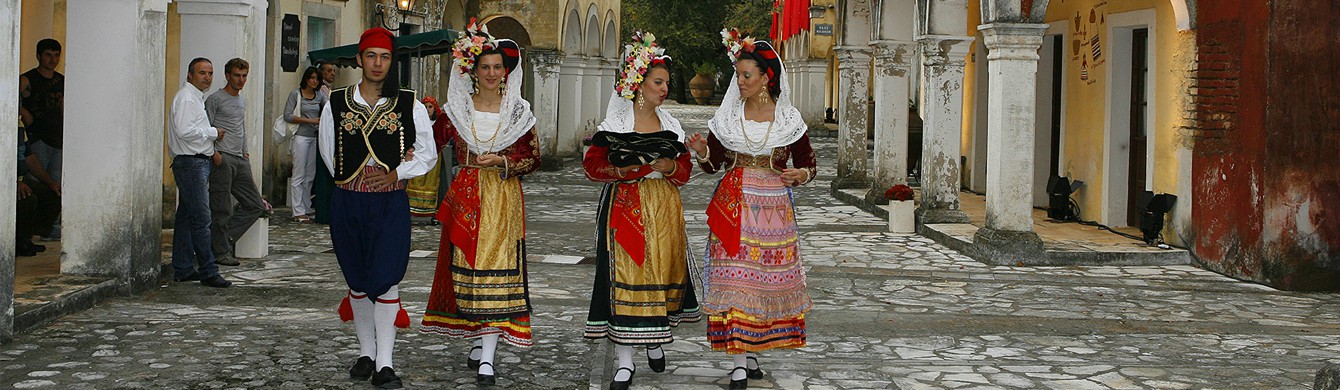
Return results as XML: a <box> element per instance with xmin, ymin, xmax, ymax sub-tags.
<box><xmin>349</xmin><ymin>356</ymin><xmax>375</xmax><ymax>380</ymax></box>
<box><xmin>728</xmin><ymin>367</ymin><xmax>748</xmax><ymax>389</ymax></box>
<box><xmin>467</xmin><ymin>345</ymin><xmax>482</xmax><ymax>370</ymax></box>
<box><xmin>745</xmin><ymin>356</ymin><xmax>763</xmax><ymax>379</ymax></box>
<box><xmin>648</xmin><ymin>345</ymin><xmax>666</xmax><ymax>373</ymax></box>
<box><xmin>370</xmin><ymin>366</ymin><xmax>403</xmax><ymax>389</ymax></box>
<box><xmin>173</xmin><ymin>272</ymin><xmax>202</xmax><ymax>282</ymax></box>
<box><xmin>200</xmin><ymin>274</ymin><xmax>232</xmax><ymax>288</ymax></box>
<box><xmin>609</xmin><ymin>366</ymin><xmax>635</xmax><ymax>390</ymax></box>
<box><xmin>476</xmin><ymin>361</ymin><xmax>496</xmax><ymax>385</ymax></box>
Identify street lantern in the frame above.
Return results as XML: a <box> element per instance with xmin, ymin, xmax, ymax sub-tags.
<box><xmin>809</xmin><ymin>4</ymin><xmax>829</xmax><ymax>19</ymax></box>
<box><xmin>377</xmin><ymin>0</ymin><xmax>418</xmax><ymax>32</ymax></box>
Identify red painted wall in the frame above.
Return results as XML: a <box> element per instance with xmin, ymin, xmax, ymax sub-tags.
<box><xmin>1192</xmin><ymin>0</ymin><xmax>1340</xmax><ymax>291</ymax></box>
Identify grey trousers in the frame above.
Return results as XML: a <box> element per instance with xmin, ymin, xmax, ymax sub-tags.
<box><xmin>209</xmin><ymin>152</ymin><xmax>264</xmax><ymax>257</ymax></box>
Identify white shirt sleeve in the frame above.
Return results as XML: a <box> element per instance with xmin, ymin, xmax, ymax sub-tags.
<box><xmin>318</xmin><ymin>100</ymin><xmax>336</xmax><ymax>175</ymax></box>
<box><xmin>395</xmin><ymin>100</ymin><xmax>439</xmax><ymax>180</ymax></box>
<box><xmin>171</xmin><ymin>92</ymin><xmax>218</xmax><ymax>147</ymax></box>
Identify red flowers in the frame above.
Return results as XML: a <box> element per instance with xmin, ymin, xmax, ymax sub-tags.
<box><xmin>885</xmin><ymin>184</ymin><xmax>914</xmax><ymax>201</ymax></box>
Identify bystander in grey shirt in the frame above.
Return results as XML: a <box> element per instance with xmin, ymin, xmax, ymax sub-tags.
<box><xmin>205</xmin><ymin>90</ymin><xmax>247</xmax><ymax>157</ymax></box>
<box><xmin>285</xmin><ymin>88</ymin><xmax>327</xmax><ymax>138</ymax></box>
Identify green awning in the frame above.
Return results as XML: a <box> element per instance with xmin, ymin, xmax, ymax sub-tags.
<box><xmin>308</xmin><ymin>29</ymin><xmax>459</xmax><ymax>68</ymax></box>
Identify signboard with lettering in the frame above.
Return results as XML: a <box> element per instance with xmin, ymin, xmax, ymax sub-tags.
<box><xmin>281</xmin><ymin>14</ymin><xmax>300</xmax><ymax>72</ymax></box>
<box><xmin>815</xmin><ymin>24</ymin><xmax>833</xmax><ymax>36</ymax></box>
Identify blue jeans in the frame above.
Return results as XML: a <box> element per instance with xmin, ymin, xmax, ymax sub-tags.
<box><xmin>172</xmin><ymin>155</ymin><xmax>218</xmax><ymax>280</ymax></box>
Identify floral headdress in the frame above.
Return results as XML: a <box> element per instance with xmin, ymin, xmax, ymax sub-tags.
<box><xmin>615</xmin><ymin>31</ymin><xmax>669</xmax><ymax>100</ymax></box>
<box><xmin>451</xmin><ymin>18</ymin><xmax>497</xmax><ymax>77</ymax></box>
<box><xmin>720</xmin><ymin>28</ymin><xmax>757</xmax><ymax>64</ymax></box>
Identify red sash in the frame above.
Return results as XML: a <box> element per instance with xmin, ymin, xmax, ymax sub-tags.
<box><xmin>611</xmin><ymin>183</ymin><xmax>648</xmax><ymax>266</ymax></box>
<box><xmin>438</xmin><ymin>168</ymin><xmax>481</xmax><ymax>267</ymax></box>
<box><xmin>707</xmin><ymin>168</ymin><xmax>744</xmax><ymax>257</ymax></box>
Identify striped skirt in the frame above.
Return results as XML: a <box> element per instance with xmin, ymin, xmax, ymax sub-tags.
<box><xmin>421</xmin><ymin>168</ymin><xmax>533</xmax><ymax>347</ymax></box>
<box><xmin>585</xmin><ymin>179</ymin><xmax>701</xmax><ymax>345</ymax></box>
<box><xmin>703</xmin><ymin>167</ymin><xmax>811</xmax><ymax>353</ymax></box>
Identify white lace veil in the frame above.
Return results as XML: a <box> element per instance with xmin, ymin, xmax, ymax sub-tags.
<box><xmin>707</xmin><ymin>48</ymin><xmax>807</xmax><ymax>155</ymax></box>
<box><xmin>444</xmin><ymin>38</ymin><xmax>536</xmax><ymax>154</ymax></box>
<box><xmin>597</xmin><ymin>91</ymin><xmax>686</xmax><ymax>142</ymax></box>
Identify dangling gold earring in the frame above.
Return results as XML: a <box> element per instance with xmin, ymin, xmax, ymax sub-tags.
<box><xmin>757</xmin><ymin>89</ymin><xmax>771</xmax><ymax>104</ymax></box>
<box><xmin>637</xmin><ymin>93</ymin><xmax>646</xmax><ymax>110</ymax></box>
<box><xmin>498</xmin><ymin>81</ymin><xmax>506</xmax><ymax>96</ymax></box>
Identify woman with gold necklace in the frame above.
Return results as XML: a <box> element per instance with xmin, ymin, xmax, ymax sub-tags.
<box><xmin>686</xmin><ymin>29</ymin><xmax>816</xmax><ymax>390</ymax></box>
<box><xmin>420</xmin><ymin>19</ymin><xmax>539</xmax><ymax>386</ymax></box>
<box><xmin>583</xmin><ymin>32</ymin><xmax>700</xmax><ymax>390</ymax></box>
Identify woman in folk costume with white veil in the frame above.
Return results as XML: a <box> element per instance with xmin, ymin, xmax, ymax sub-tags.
<box><xmin>582</xmin><ymin>31</ymin><xmax>701</xmax><ymax>390</ymax></box>
<box><xmin>420</xmin><ymin>19</ymin><xmax>540</xmax><ymax>386</ymax></box>
<box><xmin>686</xmin><ymin>29</ymin><xmax>816</xmax><ymax>390</ymax></box>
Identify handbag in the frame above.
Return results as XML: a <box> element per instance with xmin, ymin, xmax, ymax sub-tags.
<box><xmin>591</xmin><ymin>130</ymin><xmax>687</xmax><ymax>167</ymax></box>
<box><xmin>272</xmin><ymin>95</ymin><xmax>303</xmax><ymax>143</ymax></box>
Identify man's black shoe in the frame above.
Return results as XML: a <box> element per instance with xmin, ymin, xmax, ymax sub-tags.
<box><xmin>200</xmin><ymin>275</ymin><xmax>232</xmax><ymax>288</ymax></box>
<box><xmin>349</xmin><ymin>356</ymin><xmax>375</xmax><ymax>380</ymax></box>
<box><xmin>16</xmin><ymin>246</ymin><xmax>38</xmax><ymax>257</ymax></box>
<box><xmin>215</xmin><ymin>254</ymin><xmax>240</xmax><ymax>266</ymax></box>
<box><xmin>370</xmin><ymin>367</ymin><xmax>403</xmax><ymax>389</ymax></box>
<box><xmin>19</xmin><ymin>239</ymin><xmax>45</xmax><ymax>253</ymax></box>
<box><xmin>174</xmin><ymin>272</ymin><xmax>202</xmax><ymax>282</ymax></box>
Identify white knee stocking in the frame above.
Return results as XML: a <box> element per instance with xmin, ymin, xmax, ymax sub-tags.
<box><xmin>614</xmin><ymin>344</ymin><xmax>635</xmax><ymax>381</ymax></box>
<box><xmin>479</xmin><ymin>334</ymin><xmax>499</xmax><ymax>375</ymax></box>
<box><xmin>349</xmin><ymin>290</ymin><xmax>376</xmax><ymax>360</ymax></box>
<box><xmin>731</xmin><ymin>354</ymin><xmax>748</xmax><ymax>380</ymax></box>
<box><xmin>373</xmin><ymin>285</ymin><xmax>402</xmax><ymax>370</ymax></box>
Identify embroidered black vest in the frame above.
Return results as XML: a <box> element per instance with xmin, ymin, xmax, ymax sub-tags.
<box><xmin>329</xmin><ymin>87</ymin><xmax>417</xmax><ymax>184</ymax></box>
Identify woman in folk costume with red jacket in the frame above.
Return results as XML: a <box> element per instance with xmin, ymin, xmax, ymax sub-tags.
<box><xmin>419</xmin><ymin>19</ymin><xmax>540</xmax><ymax>386</ymax></box>
<box><xmin>686</xmin><ymin>29</ymin><xmax>816</xmax><ymax>390</ymax></box>
<box><xmin>582</xmin><ymin>31</ymin><xmax>701</xmax><ymax>390</ymax></box>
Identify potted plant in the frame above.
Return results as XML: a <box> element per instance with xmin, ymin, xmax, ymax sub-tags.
<box><xmin>689</xmin><ymin>62</ymin><xmax>717</xmax><ymax>105</ymax></box>
<box><xmin>883</xmin><ymin>184</ymin><xmax>916</xmax><ymax>233</ymax></box>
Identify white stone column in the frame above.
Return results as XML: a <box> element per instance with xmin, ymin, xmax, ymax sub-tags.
<box><xmin>786</xmin><ymin>58</ymin><xmax>829</xmax><ymax>128</ymax></box>
<box><xmin>580</xmin><ymin>56</ymin><xmax>602</xmax><ymax>141</ymax></box>
<box><xmin>528</xmin><ymin>49</ymin><xmax>562</xmax><ymax>168</ymax></box>
<box><xmin>833</xmin><ymin>47</ymin><xmax>872</xmax><ymax>189</ymax></box>
<box><xmin>866</xmin><ymin>40</ymin><xmax>914</xmax><ymax>203</ymax></box>
<box><xmin>598</xmin><ymin>58</ymin><xmax>617</xmax><ymax>115</ymax></box>
<box><xmin>557</xmin><ymin>55</ymin><xmax>585</xmax><ymax>158</ymax></box>
<box><xmin>176</xmin><ymin>0</ymin><xmax>269</xmax><ymax>258</ymax></box>
<box><xmin>916</xmin><ymin>35</ymin><xmax>974</xmax><ymax>224</ymax></box>
<box><xmin>975</xmin><ymin>23</ymin><xmax>1048</xmax><ymax>249</ymax></box>
<box><xmin>1</xmin><ymin>0</ymin><xmax>21</xmax><ymax>342</ymax></box>
<box><xmin>65</xmin><ymin>0</ymin><xmax>170</xmax><ymax>291</ymax></box>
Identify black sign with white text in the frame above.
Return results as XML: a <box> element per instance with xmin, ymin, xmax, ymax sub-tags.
<box><xmin>281</xmin><ymin>14</ymin><xmax>300</xmax><ymax>72</ymax></box>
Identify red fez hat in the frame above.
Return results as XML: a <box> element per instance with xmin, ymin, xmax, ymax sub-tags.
<box><xmin>359</xmin><ymin>28</ymin><xmax>395</xmax><ymax>53</ymax></box>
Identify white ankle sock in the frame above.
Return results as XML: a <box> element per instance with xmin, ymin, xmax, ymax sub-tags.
<box><xmin>479</xmin><ymin>334</ymin><xmax>499</xmax><ymax>376</ymax></box>
<box><xmin>469</xmin><ymin>338</ymin><xmax>484</xmax><ymax>361</ymax></box>
<box><xmin>349</xmin><ymin>290</ymin><xmax>376</xmax><ymax>360</ymax></box>
<box><xmin>372</xmin><ymin>285</ymin><xmax>401</xmax><ymax>370</ymax></box>
<box><xmin>614</xmin><ymin>344</ymin><xmax>635</xmax><ymax>381</ymax></box>
<box><xmin>647</xmin><ymin>344</ymin><xmax>664</xmax><ymax>360</ymax></box>
<box><xmin>731</xmin><ymin>354</ymin><xmax>748</xmax><ymax>380</ymax></box>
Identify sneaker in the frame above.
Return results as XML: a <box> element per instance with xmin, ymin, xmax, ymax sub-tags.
<box><xmin>200</xmin><ymin>275</ymin><xmax>233</xmax><ymax>288</ymax></box>
<box><xmin>174</xmin><ymin>272</ymin><xmax>202</xmax><ymax>282</ymax></box>
<box><xmin>370</xmin><ymin>367</ymin><xmax>403</xmax><ymax>389</ymax></box>
<box><xmin>215</xmin><ymin>254</ymin><xmax>240</xmax><ymax>266</ymax></box>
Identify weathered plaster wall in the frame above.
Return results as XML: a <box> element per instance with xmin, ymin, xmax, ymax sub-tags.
<box><xmin>1192</xmin><ymin>0</ymin><xmax>1340</xmax><ymax>291</ymax></box>
<box><xmin>962</xmin><ymin>0</ymin><xmax>1194</xmax><ymax>238</ymax></box>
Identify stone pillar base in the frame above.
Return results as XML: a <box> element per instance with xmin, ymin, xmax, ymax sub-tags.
<box><xmin>917</xmin><ymin>208</ymin><xmax>970</xmax><ymax>224</ymax></box>
<box><xmin>830</xmin><ymin>177</ymin><xmax>870</xmax><ymax>191</ymax></box>
<box><xmin>1317</xmin><ymin>363</ymin><xmax>1340</xmax><ymax>390</ymax></box>
<box><xmin>971</xmin><ymin>227</ymin><xmax>1044</xmax><ymax>265</ymax></box>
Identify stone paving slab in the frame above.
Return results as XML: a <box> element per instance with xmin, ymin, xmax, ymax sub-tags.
<box><xmin>2</xmin><ymin>104</ymin><xmax>1338</xmax><ymax>389</ymax></box>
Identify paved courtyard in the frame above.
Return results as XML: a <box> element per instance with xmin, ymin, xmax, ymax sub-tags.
<box><xmin>2</xmin><ymin>104</ymin><xmax>1338</xmax><ymax>389</ymax></box>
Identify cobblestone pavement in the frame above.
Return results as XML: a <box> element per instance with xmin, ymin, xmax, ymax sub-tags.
<box><xmin>3</xmin><ymin>104</ymin><xmax>1339</xmax><ymax>389</ymax></box>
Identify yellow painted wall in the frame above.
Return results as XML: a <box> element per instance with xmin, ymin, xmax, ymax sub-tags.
<box><xmin>19</xmin><ymin>0</ymin><xmax>65</xmax><ymax>74</ymax></box>
<box><xmin>961</xmin><ymin>0</ymin><xmax>1194</xmax><ymax>226</ymax></box>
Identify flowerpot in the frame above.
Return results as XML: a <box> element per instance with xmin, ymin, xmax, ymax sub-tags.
<box><xmin>689</xmin><ymin>73</ymin><xmax>715</xmax><ymax>105</ymax></box>
<box><xmin>885</xmin><ymin>200</ymin><xmax>916</xmax><ymax>234</ymax></box>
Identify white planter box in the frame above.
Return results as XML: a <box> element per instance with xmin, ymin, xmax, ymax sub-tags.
<box><xmin>885</xmin><ymin>201</ymin><xmax>916</xmax><ymax>234</ymax></box>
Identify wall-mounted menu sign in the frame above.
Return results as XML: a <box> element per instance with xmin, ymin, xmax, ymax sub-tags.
<box><xmin>281</xmin><ymin>14</ymin><xmax>301</xmax><ymax>72</ymax></box>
